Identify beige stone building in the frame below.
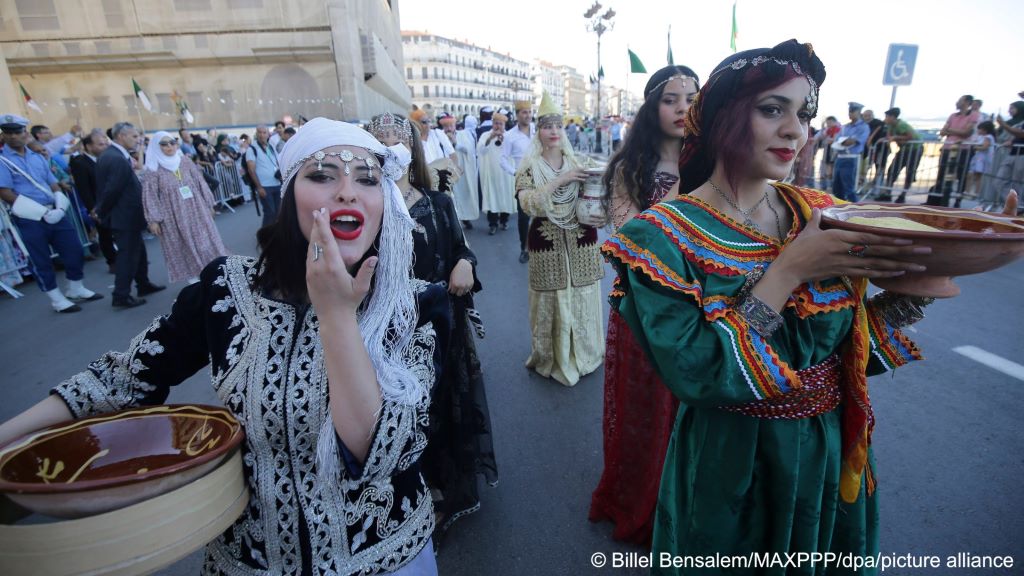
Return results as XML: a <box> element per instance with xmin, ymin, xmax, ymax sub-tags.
<box><xmin>0</xmin><ymin>0</ymin><xmax>411</xmax><ymax>133</ymax></box>
<box><xmin>402</xmin><ymin>31</ymin><xmax>530</xmax><ymax>119</ymax></box>
<box><xmin>531</xmin><ymin>59</ymin><xmax>563</xmax><ymax>112</ymax></box>
<box><xmin>558</xmin><ymin>64</ymin><xmax>586</xmax><ymax>117</ymax></box>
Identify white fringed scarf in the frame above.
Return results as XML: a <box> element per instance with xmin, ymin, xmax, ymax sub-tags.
<box><xmin>277</xmin><ymin>118</ymin><xmax>421</xmax><ymax>488</ymax></box>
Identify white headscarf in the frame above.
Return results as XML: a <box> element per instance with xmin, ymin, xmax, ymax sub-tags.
<box><xmin>144</xmin><ymin>131</ymin><xmax>182</xmax><ymax>173</ymax></box>
<box><xmin>279</xmin><ymin>118</ymin><xmax>422</xmax><ymax>488</ymax></box>
<box><xmin>463</xmin><ymin>115</ymin><xmax>478</xmax><ymax>134</ymax></box>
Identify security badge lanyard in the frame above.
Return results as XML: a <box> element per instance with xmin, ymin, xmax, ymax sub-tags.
<box><xmin>174</xmin><ymin>169</ymin><xmax>194</xmax><ymax>200</ymax></box>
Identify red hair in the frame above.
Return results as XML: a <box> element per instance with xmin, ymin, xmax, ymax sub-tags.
<box><xmin>707</xmin><ymin>65</ymin><xmax>805</xmax><ymax>196</ymax></box>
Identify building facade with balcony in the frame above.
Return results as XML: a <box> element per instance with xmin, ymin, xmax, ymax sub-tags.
<box><xmin>531</xmin><ymin>59</ymin><xmax>563</xmax><ymax>112</ymax></box>
<box><xmin>559</xmin><ymin>65</ymin><xmax>587</xmax><ymax>117</ymax></box>
<box><xmin>402</xmin><ymin>31</ymin><xmax>530</xmax><ymax>120</ymax></box>
<box><xmin>0</xmin><ymin>0</ymin><xmax>410</xmax><ymax>131</ymax></box>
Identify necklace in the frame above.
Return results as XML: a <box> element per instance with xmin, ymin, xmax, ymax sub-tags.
<box><xmin>401</xmin><ymin>186</ymin><xmax>416</xmax><ymax>202</ymax></box>
<box><xmin>537</xmin><ymin>155</ymin><xmax>581</xmax><ymax>230</ymax></box>
<box><xmin>764</xmin><ymin>193</ymin><xmax>786</xmax><ymax>240</ymax></box>
<box><xmin>708</xmin><ymin>180</ymin><xmax>768</xmax><ymax>229</ymax></box>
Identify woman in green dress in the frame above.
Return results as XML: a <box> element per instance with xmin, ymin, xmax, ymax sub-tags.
<box><xmin>603</xmin><ymin>40</ymin><xmax>937</xmax><ymax>574</ymax></box>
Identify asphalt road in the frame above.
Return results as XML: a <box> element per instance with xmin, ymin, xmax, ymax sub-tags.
<box><xmin>1</xmin><ymin>200</ymin><xmax>1021</xmax><ymax>575</ymax></box>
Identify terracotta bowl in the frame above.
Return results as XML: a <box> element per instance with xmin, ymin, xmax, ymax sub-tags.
<box><xmin>0</xmin><ymin>404</ymin><xmax>244</xmax><ymax>519</ymax></box>
<box><xmin>821</xmin><ymin>203</ymin><xmax>1024</xmax><ymax>297</ymax></box>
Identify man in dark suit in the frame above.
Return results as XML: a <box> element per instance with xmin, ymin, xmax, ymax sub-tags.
<box><xmin>70</xmin><ymin>129</ymin><xmax>117</xmax><ymax>272</ymax></box>
<box><xmin>94</xmin><ymin>122</ymin><xmax>164</xmax><ymax>308</ymax></box>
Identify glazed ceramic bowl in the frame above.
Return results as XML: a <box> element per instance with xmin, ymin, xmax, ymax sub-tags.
<box><xmin>0</xmin><ymin>404</ymin><xmax>244</xmax><ymax>519</ymax></box>
<box><xmin>821</xmin><ymin>203</ymin><xmax>1024</xmax><ymax>297</ymax></box>
<box><xmin>0</xmin><ymin>451</ymin><xmax>248</xmax><ymax>576</ymax></box>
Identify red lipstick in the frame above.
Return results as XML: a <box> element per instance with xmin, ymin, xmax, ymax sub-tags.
<box><xmin>329</xmin><ymin>209</ymin><xmax>364</xmax><ymax>241</ymax></box>
<box><xmin>769</xmin><ymin>148</ymin><xmax>796</xmax><ymax>162</ymax></box>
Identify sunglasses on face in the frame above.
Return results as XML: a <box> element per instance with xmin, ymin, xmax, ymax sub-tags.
<box><xmin>159</xmin><ymin>140</ymin><xmax>176</xmax><ymax>146</ymax></box>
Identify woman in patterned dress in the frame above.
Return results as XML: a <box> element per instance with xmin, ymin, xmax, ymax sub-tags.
<box><xmin>141</xmin><ymin>131</ymin><xmax>229</xmax><ymax>284</ymax></box>
<box><xmin>515</xmin><ymin>93</ymin><xmax>606</xmax><ymax>387</ymax></box>
<box><xmin>603</xmin><ymin>40</ymin><xmax>942</xmax><ymax>575</ymax></box>
<box><xmin>0</xmin><ymin>119</ymin><xmax>449</xmax><ymax>575</ymax></box>
<box><xmin>589</xmin><ymin>64</ymin><xmax>700</xmax><ymax>546</ymax></box>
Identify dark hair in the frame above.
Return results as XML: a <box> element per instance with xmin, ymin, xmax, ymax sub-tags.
<box><xmin>240</xmin><ymin>133</ymin><xmax>250</xmax><ymax>141</ymax></box>
<box><xmin>977</xmin><ymin>120</ymin><xmax>995</xmax><ymax>134</ymax></box>
<box><xmin>274</xmin><ymin>121</ymin><xmax>286</xmax><ymax>129</ymax></box>
<box><xmin>30</xmin><ymin>125</ymin><xmax>48</xmax><ymax>139</ymax></box>
<box><xmin>254</xmin><ymin>181</ymin><xmax>306</xmax><ymax>301</ymax></box>
<box><xmin>407</xmin><ymin>122</ymin><xmax>432</xmax><ymax>191</ymax></box>
<box><xmin>81</xmin><ymin>133</ymin><xmax>95</xmax><ymax>148</ymax></box>
<box><xmin>678</xmin><ymin>40</ymin><xmax>825</xmax><ymax>195</ymax></box>
<box><xmin>962</xmin><ymin>95</ymin><xmax>974</xmax><ymax>104</ymax></box>
<box><xmin>715</xmin><ymin>66</ymin><xmax>808</xmax><ymax>193</ymax></box>
<box><xmin>602</xmin><ymin>65</ymin><xmax>699</xmax><ymax>216</ymax></box>
<box><xmin>253</xmin><ymin>171</ymin><xmax>384</xmax><ymax>301</ymax></box>
<box><xmin>284</xmin><ymin>127</ymin><xmax>296</xmax><ymax>136</ymax></box>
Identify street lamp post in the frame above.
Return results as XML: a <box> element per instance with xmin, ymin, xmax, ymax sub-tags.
<box><xmin>584</xmin><ymin>2</ymin><xmax>615</xmax><ymax>154</ymax></box>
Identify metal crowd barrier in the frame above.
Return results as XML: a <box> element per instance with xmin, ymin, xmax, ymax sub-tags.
<box><xmin>856</xmin><ymin>139</ymin><xmax>1024</xmax><ymax>209</ymax></box>
<box><xmin>212</xmin><ymin>161</ymin><xmax>245</xmax><ymax>213</ymax></box>
<box><xmin>0</xmin><ymin>206</ymin><xmax>29</xmax><ymax>297</ymax></box>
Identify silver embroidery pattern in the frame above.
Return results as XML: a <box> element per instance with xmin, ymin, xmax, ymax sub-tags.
<box><xmin>55</xmin><ymin>256</ymin><xmax>437</xmax><ymax>575</ymax></box>
<box><xmin>53</xmin><ymin>316</ymin><xmax>168</xmax><ymax>417</ymax></box>
<box><xmin>204</xmin><ymin>257</ymin><xmax>434</xmax><ymax>575</ymax></box>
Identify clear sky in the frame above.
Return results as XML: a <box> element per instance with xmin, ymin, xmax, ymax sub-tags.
<box><xmin>399</xmin><ymin>0</ymin><xmax>1021</xmax><ymax>125</ymax></box>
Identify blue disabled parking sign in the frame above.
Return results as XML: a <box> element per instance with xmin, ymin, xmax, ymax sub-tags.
<box><xmin>883</xmin><ymin>44</ymin><xmax>918</xmax><ymax>86</ymax></box>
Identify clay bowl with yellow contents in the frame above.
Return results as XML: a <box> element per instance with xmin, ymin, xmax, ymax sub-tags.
<box><xmin>0</xmin><ymin>404</ymin><xmax>243</xmax><ymax>518</ymax></box>
<box><xmin>821</xmin><ymin>203</ymin><xmax>1024</xmax><ymax>298</ymax></box>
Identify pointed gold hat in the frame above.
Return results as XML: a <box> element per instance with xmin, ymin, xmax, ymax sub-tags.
<box><xmin>537</xmin><ymin>91</ymin><xmax>561</xmax><ymax>124</ymax></box>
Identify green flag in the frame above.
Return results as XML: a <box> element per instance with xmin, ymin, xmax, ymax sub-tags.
<box><xmin>132</xmin><ymin>77</ymin><xmax>152</xmax><ymax>112</ymax></box>
<box><xmin>667</xmin><ymin>26</ymin><xmax>674</xmax><ymax>66</ymax></box>
<box><xmin>731</xmin><ymin>1</ymin><xmax>738</xmax><ymax>52</ymax></box>
<box><xmin>628</xmin><ymin>49</ymin><xmax>647</xmax><ymax>74</ymax></box>
<box><xmin>599</xmin><ymin>66</ymin><xmax>605</xmax><ymax>79</ymax></box>
<box><xmin>19</xmin><ymin>82</ymin><xmax>42</xmax><ymax>114</ymax></box>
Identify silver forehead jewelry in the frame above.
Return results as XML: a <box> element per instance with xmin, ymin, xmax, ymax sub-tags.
<box><xmin>282</xmin><ymin>149</ymin><xmax>381</xmax><ymax>184</ymax></box>
<box><xmin>369</xmin><ymin>112</ymin><xmax>413</xmax><ymax>144</ymax></box>
<box><xmin>646</xmin><ymin>73</ymin><xmax>693</xmax><ymax>100</ymax></box>
<box><xmin>713</xmin><ymin>56</ymin><xmax>819</xmax><ymax>116</ymax></box>
<box><xmin>311</xmin><ymin>149</ymin><xmax>378</xmax><ymax>176</ymax></box>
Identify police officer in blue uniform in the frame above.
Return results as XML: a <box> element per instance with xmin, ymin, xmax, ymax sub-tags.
<box><xmin>0</xmin><ymin>113</ymin><xmax>101</xmax><ymax>312</ymax></box>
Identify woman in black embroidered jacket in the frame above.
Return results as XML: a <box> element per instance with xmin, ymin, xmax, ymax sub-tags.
<box><xmin>0</xmin><ymin>119</ymin><xmax>451</xmax><ymax>576</ymax></box>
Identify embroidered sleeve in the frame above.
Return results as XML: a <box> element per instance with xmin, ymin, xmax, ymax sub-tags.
<box><xmin>517</xmin><ymin>166</ymin><xmax>557</xmax><ymax>218</ymax></box>
<box><xmin>603</xmin><ymin>217</ymin><xmax>801</xmax><ymax>406</ymax></box>
<box><xmin>863</xmin><ymin>297</ymin><xmax>924</xmax><ymax>375</ymax></box>
<box><xmin>51</xmin><ymin>261</ymin><xmax>225</xmax><ymax>418</ymax></box>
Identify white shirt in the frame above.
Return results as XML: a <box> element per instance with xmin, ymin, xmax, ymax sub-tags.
<box><xmin>420</xmin><ymin>128</ymin><xmax>455</xmax><ymax>165</ymax></box>
<box><xmin>500</xmin><ymin>124</ymin><xmax>534</xmax><ymax>175</ymax></box>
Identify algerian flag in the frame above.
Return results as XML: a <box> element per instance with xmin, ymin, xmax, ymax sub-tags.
<box><xmin>132</xmin><ymin>77</ymin><xmax>152</xmax><ymax>112</ymax></box>
<box><xmin>19</xmin><ymin>82</ymin><xmax>43</xmax><ymax>114</ymax></box>
<box><xmin>667</xmin><ymin>26</ymin><xmax>674</xmax><ymax>66</ymax></box>
<box><xmin>171</xmin><ymin>90</ymin><xmax>195</xmax><ymax>123</ymax></box>
<box><xmin>731</xmin><ymin>1</ymin><xmax>739</xmax><ymax>52</ymax></box>
<box><xmin>628</xmin><ymin>49</ymin><xmax>647</xmax><ymax>74</ymax></box>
